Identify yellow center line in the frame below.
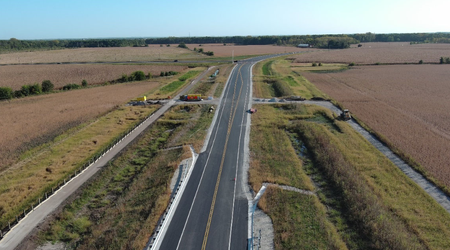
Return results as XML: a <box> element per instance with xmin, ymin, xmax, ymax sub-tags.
<box><xmin>201</xmin><ymin>63</ymin><xmax>246</xmax><ymax>249</ymax></box>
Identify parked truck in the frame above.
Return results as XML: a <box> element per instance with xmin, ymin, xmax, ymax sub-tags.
<box><xmin>179</xmin><ymin>94</ymin><xmax>202</xmax><ymax>101</ymax></box>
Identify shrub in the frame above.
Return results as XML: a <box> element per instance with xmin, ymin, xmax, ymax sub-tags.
<box><xmin>131</xmin><ymin>71</ymin><xmax>146</xmax><ymax>81</ymax></box>
<box><xmin>204</xmin><ymin>51</ymin><xmax>214</xmax><ymax>56</ymax></box>
<box><xmin>312</xmin><ymin>63</ymin><xmax>317</xmax><ymax>67</ymax></box>
<box><xmin>21</xmin><ymin>85</ymin><xmax>31</xmax><ymax>96</ymax></box>
<box><xmin>42</xmin><ymin>80</ymin><xmax>54</xmax><ymax>92</ymax></box>
<box><xmin>318</xmin><ymin>62</ymin><xmax>322</xmax><ymax>66</ymax></box>
<box><xmin>178</xmin><ymin>42</ymin><xmax>187</xmax><ymax>49</ymax></box>
<box><xmin>148</xmin><ymin>72</ymin><xmax>152</xmax><ymax>79</ymax></box>
<box><xmin>0</xmin><ymin>87</ymin><xmax>13</xmax><ymax>100</ymax></box>
<box><xmin>160</xmin><ymin>71</ymin><xmax>165</xmax><ymax>77</ymax></box>
<box><xmin>63</xmin><ymin>83</ymin><xmax>81</xmax><ymax>90</ymax></box>
<box><xmin>164</xmin><ymin>72</ymin><xmax>168</xmax><ymax>76</ymax></box>
<box><xmin>349</xmin><ymin>62</ymin><xmax>355</xmax><ymax>66</ymax></box>
<box><xmin>14</xmin><ymin>90</ymin><xmax>23</xmax><ymax>98</ymax></box>
<box><xmin>166</xmin><ymin>44</ymin><xmax>170</xmax><ymax>47</ymax></box>
<box><xmin>29</xmin><ymin>83</ymin><xmax>42</xmax><ymax>95</ymax></box>
<box><xmin>121</xmin><ymin>74</ymin><xmax>128</xmax><ymax>82</ymax></box>
<box><xmin>82</xmin><ymin>79</ymin><xmax>88</xmax><ymax>87</ymax></box>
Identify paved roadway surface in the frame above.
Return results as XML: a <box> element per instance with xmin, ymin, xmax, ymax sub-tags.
<box><xmin>0</xmin><ymin>67</ymin><xmax>214</xmax><ymax>250</ymax></box>
<box><xmin>158</xmin><ymin>55</ymin><xmax>285</xmax><ymax>250</ymax></box>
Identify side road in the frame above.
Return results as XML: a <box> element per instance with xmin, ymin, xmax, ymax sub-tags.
<box><xmin>0</xmin><ymin>67</ymin><xmax>214</xmax><ymax>250</ymax></box>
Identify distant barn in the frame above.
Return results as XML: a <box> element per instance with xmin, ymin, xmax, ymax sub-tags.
<box><xmin>297</xmin><ymin>44</ymin><xmax>311</xmax><ymax>48</ymax></box>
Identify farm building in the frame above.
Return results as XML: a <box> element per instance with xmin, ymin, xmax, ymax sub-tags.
<box><xmin>297</xmin><ymin>44</ymin><xmax>311</xmax><ymax>48</ymax></box>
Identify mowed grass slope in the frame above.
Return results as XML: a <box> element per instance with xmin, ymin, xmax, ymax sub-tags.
<box><xmin>252</xmin><ymin>57</ymin><xmax>329</xmax><ymax>99</ymax></box>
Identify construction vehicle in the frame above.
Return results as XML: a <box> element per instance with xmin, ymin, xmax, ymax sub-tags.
<box><xmin>136</xmin><ymin>96</ymin><xmax>147</xmax><ymax>102</ymax></box>
<box><xmin>179</xmin><ymin>94</ymin><xmax>202</xmax><ymax>101</ymax></box>
<box><xmin>340</xmin><ymin>109</ymin><xmax>351</xmax><ymax>121</ymax></box>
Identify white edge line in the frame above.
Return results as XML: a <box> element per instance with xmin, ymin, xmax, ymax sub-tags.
<box><xmin>174</xmin><ymin>69</ymin><xmax>235</xmax><ymax>250</ymax></box>
<box><xmin>228</xmin><ymin>63</ymin><xmax>250</xmax><ymax>249</ymax></box>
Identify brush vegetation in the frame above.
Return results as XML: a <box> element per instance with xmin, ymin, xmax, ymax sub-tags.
<box><xmin>38</xmin><ymin>104</ymin><xmax>214</xmax><ymax>249</ymax></box>
<box><xmin>250</xmin><ymin>103</ymin><xmax>450</xmax><ymax>249</ymax></box>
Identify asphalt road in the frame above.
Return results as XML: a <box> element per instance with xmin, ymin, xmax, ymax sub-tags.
<box><xmin>158</xmin><ymin>54</ymin><xmax>284</xmax><ymax>250</ymax></box>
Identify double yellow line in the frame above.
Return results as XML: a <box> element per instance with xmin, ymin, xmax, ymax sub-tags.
<box><xmin>201</xmin><ymin>64</ymin><xmax>246</xmax><ymax>249</ymax></box>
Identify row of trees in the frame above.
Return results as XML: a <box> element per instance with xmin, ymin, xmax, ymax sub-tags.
<box><xmin>0</xmin><ymin>70</ymin><xmax>162</xmax><ymax>101</ymax></box>
<box><xmin>0</xmin><ymin>38</ymin><xmax>147</xmax><ymax>52</ymax></box>
<box><xmin>2</xmin><ymin>33</ymin><xmax>450</xmax><ymax>52</ymax></box>
<box><xmin>0</xmin><ymin>80</ymin><xmax>55</xmax><ymax>100</ymax></box>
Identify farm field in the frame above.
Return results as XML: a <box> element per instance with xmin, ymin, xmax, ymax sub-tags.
<box><xmin>0</xmin><ymin>45</ymin><xmax>201</xmax><ymax>64</ymax></box>
<box><xmin>293</xmin><ymin>42</ymin><xmax>450</xmax><ymax>64</ymax></box>
<box><xmin>301</xmin><ymin>64</ymin><xmax>450</xmax><ymax>192</ymax></box>
<box><xmin>0</xmin><ymin>64</ymin><xmax>188</xmax><ymax>90</ymax></box>
<box><xmin>185</xmin><ymin>44</ymin><xmax>308</xmax><ymax>57</ymax></box>
<box><xmin>0</xmin><ymin>81</ymin><xmax>159</xmax><ymax>170</ymax></box>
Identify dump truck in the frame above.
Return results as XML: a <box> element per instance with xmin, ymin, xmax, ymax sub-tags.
<box><xmin>340</xmin><ymin>109</ymin><xmax>351</xmax><ymax>121</ymax></box>
<box><xmin>179</xmin><ymin>94</ymin><xmax>202</xmax><ymax>101</ymax></box>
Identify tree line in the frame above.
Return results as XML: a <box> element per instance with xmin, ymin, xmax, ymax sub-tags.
<box><xmin>1</xmin><ymin>33</ymin><xmax>450</xmax><ymax>52</ymax></box>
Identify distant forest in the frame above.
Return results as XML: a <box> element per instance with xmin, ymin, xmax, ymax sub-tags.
<box><xmin>1</xmin><ymin>32</ymin><xmax>450</xmax><ymax>52</ymax></box>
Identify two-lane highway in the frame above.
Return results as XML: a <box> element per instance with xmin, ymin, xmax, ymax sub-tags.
<box><xmin>159</xmin><ymin>62</ymin><xmax>252</xmax><ymax>250</ymax></box>
<box><xmin>158</xmin><ymin>53</ymin><xmax>298</xmax><ymax>250</ymax></box>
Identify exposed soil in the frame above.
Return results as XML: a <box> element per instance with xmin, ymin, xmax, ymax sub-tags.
<box><xmin>292</xmin><ymin>42</ymin><xmax>450</xmax><ymax>64</ymax></box>
<box><xmin>0</xmin><ymin>64</ymin><xmax>187</xmax><ymax>90</ymax></box>
<box><xmin>301</xmin><ymin>64</ymin><xmax>450</xmax><ymax>191</ymax></box>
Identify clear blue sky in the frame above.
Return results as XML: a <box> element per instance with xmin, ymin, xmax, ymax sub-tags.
<box><xmin>0</xmin><ymin>0</ymin><xmax>448</xmax><ymax>40</ymax></box>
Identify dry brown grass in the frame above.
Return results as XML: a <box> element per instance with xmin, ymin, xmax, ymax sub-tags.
<box><xmin>185</xmin><ymin>44</ymin><xmax>306</xmax><ymax>57</ymax></box>
<box><xmin>293</xmin><ymin>42</ymin><xmax>450</xmax><ymax>64</ymax></box>
<box><xmin>0</xmin><ymin>45</ymin><xmax>197</xmax><ymax>64</ymax></box>
<box><xmin>0</xmin><ymin>64</ymin><xmax>188</xmax><ymax>90</ymax></box>
<box><xmin>0</xmin><ymin>81</ymin><xmax>159</xmax><ymax>170</ymax></box>
<box><xmin>302</xmin><ymin>64</ymin><xmax>450</xmax><ymax>191</ymax></box>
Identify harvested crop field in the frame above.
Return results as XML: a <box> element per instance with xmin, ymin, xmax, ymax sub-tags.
<box><xmin>0</xmin><ymin>64</ymin><xmax>188</xmax><ymax>90</ymax></box>
<box><xmin>293</xmin><ymin>42</ymin><xmax>450</xmax><ymax>64</ymax></box>
<box><xmin>0</xmin><ymin>45</ymin><xmax>199</xmax><ymax>64</ymax></box>
<box><xmin>185</xmin><ymin>44</ymin><xmax>307</xmax><ymax>57</ymax></box>
<box><xmin>301</xmin><ymin>64</ymin><xmax>450</xmax><ymax>191</ymax></box>
<box><xmin>0</xmin><ymin>81</ymin><xmax>158</xmax><ymax>169</ymax></box>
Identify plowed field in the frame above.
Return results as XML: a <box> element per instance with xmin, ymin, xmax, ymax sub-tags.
<box><xmin>0</xmin><ymin>81</ymin><xmax>158</xmax><ymax>169</ymax></box>
<box><xmin>186</xmin><ymin>44</ymin><xmax>307</xmax><ymax>57</ymax></box>
<box><xmin>0</xmin><ymin>45</ymin><xmax>196</xmax><ymax>64</ymax></box>
<box><xmin>301</xmin><ymin>64</ymin><xmax>450</xmax><ymax>190</ymax></box>
<box><xmin>293</xmin><ymin>42</ymin><xmax>450</xmax><ymax>64</ymax></box>
<box><xmin>0</xmin><ymin>64</ymin><xmax>188</xmax><ymax>90</ymax></box>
